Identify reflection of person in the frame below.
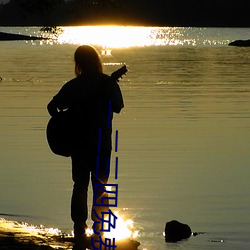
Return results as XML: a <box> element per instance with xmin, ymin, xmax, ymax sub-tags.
<box><xmin>47</xmin><ymin>45</ymin><xmax>124</xmax><ymax>243</ymax></box>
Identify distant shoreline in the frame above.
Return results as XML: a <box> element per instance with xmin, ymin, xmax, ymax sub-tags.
<box><xmin>0</xmin><ymin>31</ymin><xmax>45</xmax><ymax>41</ymax></box>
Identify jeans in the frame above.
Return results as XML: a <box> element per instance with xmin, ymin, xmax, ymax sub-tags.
<box><xmin>70</xmin><ymin>148</ymin><xmax>111</xmax><ymax>236</ymax></box>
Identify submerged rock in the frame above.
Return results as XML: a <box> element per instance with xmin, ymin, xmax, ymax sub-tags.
<box><xmin>228</xmin><ymin>39</ymin><xmax>250</xmax><ymax>47</ymax></box>
<box><xmin>164</xmin><ymin>220</ymin><xmax>192</xmax><ymax>242</ymax></box>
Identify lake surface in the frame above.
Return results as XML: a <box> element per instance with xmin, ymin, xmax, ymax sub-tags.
<box><xmin>0</xmin><ymin>26</ymin><xmax>250</xmax><ymax>249</ymax></box>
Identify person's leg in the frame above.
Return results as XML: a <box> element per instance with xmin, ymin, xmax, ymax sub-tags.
<box><xmin>71</xmin><ymin>150</ymin><xmax>91</xmax><ymax>238</ymax></box>
<box><xmin>91</xmin><ymin>151</ymin><xmax>111</xmax><ymax>224</ymax></box>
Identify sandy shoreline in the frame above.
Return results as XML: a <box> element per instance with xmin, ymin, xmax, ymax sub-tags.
<box><xmin>0</xmin><ymin>230</ymin><xmax>56</xmax><ymax>249</ymax></box>
<box><xmin>0</xmin><ymin>218</ymin><xmax>140</xmax><ymax>250</ymax></box>
<box><xmin>0</xmin><ymin>218</ymin><xmax>72</xmax><ymax>249</ymax></box>
<box><xmin>0</xmin><ymin>233</ymin><xmax>54</xmax><ymax>249</ymax></box>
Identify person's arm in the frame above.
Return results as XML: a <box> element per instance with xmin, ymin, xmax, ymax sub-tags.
<box><xmin>110</xmin><ymin>81</ymin><xmax>124</xmax><ymax>114</ymax></box>
<box><xmin>47</xmin><ymin>80</ymin><xmax>73</xmax><ymax>116</ymax></box>
<box><xmin>47</xmin><ymin>99</ymin><xmax>58</xmax><ymax>117</ymax></box>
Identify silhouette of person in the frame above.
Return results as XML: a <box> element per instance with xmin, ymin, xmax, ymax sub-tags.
<box><xmin>47</xmin><ymin>45</ymin><xmax>124</xmax><ymax>244</ymax></box>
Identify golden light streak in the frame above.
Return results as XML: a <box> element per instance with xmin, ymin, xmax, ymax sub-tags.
<box><xmin>57</xmin><ymin>26</ymin><xmax>155</xmax><ymax>48</ymax></box>
<box><xmin>56</xmin><ymin>26</ymin><xmax>196</xmax><ymax>48</ymax></box>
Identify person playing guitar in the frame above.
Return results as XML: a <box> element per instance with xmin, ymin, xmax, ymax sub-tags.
<box><xmin>47</xmin><ymin>45</ymin><xmax>125</xmax><ymax>246</ymax></box>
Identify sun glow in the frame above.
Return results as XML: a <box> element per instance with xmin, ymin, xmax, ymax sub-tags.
<box><xmin>70</xmin><ymin>212</ymin><xmax>139</xmax><ymax>241</ymax></box>
<box><xmin>103</xmin><ymin>212</ymin><xmax>139</xmax><ymax>241</ymax></box>
<box><xmin>40</xmin><ymin>26</ymin><xmax>230</xmax><ymax>47</ymax></box>
<box><xmin>57</xmin><ymin>26</ymin><xmax>154</xmax><ymax>48</ymax></box>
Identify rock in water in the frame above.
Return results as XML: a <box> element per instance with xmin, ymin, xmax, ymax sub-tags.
<box><xmin>165</xmin><ymin>220</ymin><xmax>192</xmax><ymax>242</ymax></box>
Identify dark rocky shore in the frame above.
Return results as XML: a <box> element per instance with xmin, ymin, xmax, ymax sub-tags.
<box><xmin>229</xmin><ymin>39</ymin><xmax>250</xmax><ymax>47</ymax></box>
<box><xmin>0</xmin><ymin>228</ymin><xmax>59</xmax><ymax>250</ymax></box>
<box><xmin>0</xmin><ymin>234</ymin><xmax>53</xmax><ymax>250</ymax></box>
<box><xmin>0</xmin><ymin>230</ymin><xmax>140</xmax><ymax>250</ymax></box>
<box><xmin>0</xmin><ymin>219</ymin><xmax>140</xmax><ymax>250</ymax></box>
<box><xmin>0</xmin><ymin>31</ymin><xmax>45</xmax><ymax>41</ymax></box>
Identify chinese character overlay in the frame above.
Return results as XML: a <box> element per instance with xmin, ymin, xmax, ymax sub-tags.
<box><xmin>92</xmin><ymin>100</ymin><xmax>120</xmax><ymax>249</ymax></box>
<box><xmin>91</xmin><ymin>236</ymin><xmax>117</xmax><ymax>250</ymax></box>
<box><xmin>92</xmin><ymin>209</ymin><xmax>118</xmax><ymax>234</ymax></box>
<box><xmin>93</xmin><ymin>184</ymin><xmax>118</xmax><ymax>207</ymax></box>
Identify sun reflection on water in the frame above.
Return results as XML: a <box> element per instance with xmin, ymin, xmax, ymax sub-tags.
<box><xmin>103</xmin><ymin>212</ymin><xmax>139</xmax><ymax>241</ymax></box>
<box><xmin>85</xmin><ymin>212</ymin><xmax>139</xmax><ymax>241</ymax></box>
<box><xmin>52</xmin><ymin>26</ymin><xmax>230</xmax><ymax>48</ymax></box>
<box><xmin>56</xmin><ymin>26</ymin><xmax>217</xmax><ymax>48</ymax></box>
<box><xmin>57</xmin><ymin>26</ymin><xmax>154</xmax><ymax>48</ymax></box>
<box><xmin>53</xmin><ymin>26</ymin><xmax>231</xmax><ymax>47</ymax></box>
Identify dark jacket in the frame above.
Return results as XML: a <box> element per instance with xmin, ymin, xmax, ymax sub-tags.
<box><xmin>47</xmin><ymin>73</ymin><xmax>124</xmax><ymax>153</ymax></box>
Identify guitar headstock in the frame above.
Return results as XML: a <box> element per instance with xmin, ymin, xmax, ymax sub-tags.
<box><xmin>110</xmin><ymin>65</ymin><xmax>128</xmax><ymax>82</ymax></box>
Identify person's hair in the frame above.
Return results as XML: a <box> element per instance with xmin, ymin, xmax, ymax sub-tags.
<box><xmin>74</xmin><ymin>45</ymin><xmax>103</xmax><ymax>76</ymax></box>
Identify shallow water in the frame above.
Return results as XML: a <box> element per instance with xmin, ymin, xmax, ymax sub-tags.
<box><xmin>0</xmin><ymin>27</ymin><xmax>250</xmax><ymax>249</ymax></box>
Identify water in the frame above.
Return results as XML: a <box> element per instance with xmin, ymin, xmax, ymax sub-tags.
<box><xmin>0</xmin><ymin>26</ymin><xmax>250</xmax><ymax>249</ymax></box>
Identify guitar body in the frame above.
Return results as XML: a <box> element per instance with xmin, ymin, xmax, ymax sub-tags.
<box><xmin>46</xmin><ymin>111</ymin><xmax>72</xmax><ymax>157</ymax></box>
<box><xmin>46</xmin><ymin>65</ymin><xmax>127</xmax><ymax>157</ymax></box>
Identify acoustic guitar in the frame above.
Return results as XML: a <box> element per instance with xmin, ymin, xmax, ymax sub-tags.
<box><xmin>46</xmin><ymin>65</ymin><xmax>127</xmax><ymax>157</ymax></box>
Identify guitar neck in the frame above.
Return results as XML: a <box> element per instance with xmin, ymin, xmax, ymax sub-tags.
<box><xmin>110</xmin><ymin>65</ymin><xmax>128</xmax><ymax>82</ymax></box>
